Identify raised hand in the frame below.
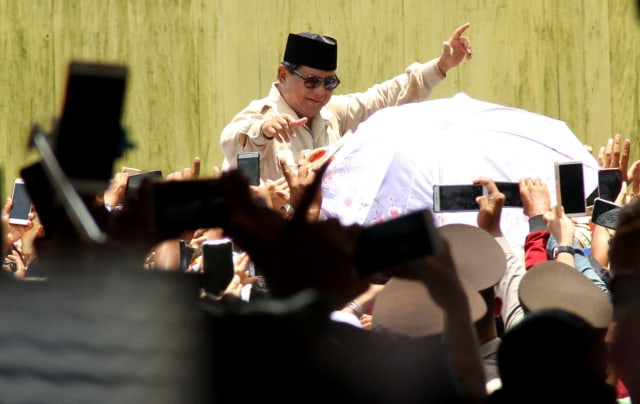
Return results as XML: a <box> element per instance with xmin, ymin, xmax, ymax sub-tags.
<box><xmin>261</xmin><ymin>113</ymin><xmax>308</xmax><ymax>143</ymax></box>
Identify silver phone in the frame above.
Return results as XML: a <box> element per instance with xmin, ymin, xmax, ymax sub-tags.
<box><xmin>9</xmin><ymin>178</ymin><xmax>32</xmax><ymax>226</ymax></box>
<box><xmin>433</xmin><ymin>184</ymin><xmax>487</xmax><ymax>212</ymax></box>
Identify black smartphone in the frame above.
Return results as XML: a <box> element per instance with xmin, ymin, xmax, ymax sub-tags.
<box><xmin>202</xmin><ymin>239</ymin><xmax>235</xmax><ymax>296</ymax></box>
<box><xmin>126</xmin><ymin>170</ymin><xmax>163</xmax><ymax>197</ymax></box>
<box><xmin>354</xmin><ymin>208</ymin><xmax>444</xmax><ymax>277</ymax></box>
<box><xmin>9</xmin><ymin>178</ymin><xmax>32</xmax><ymax>226</ymax></box>
<box><xmin>591</xmin><ymin>197</ymin><xmax>622</xmax><ymax>230</ymax></box>
<box><xmin>494</xmin><ymin>181</ymin><xmax>523</xmax><ymax>207</ymax></box>
<box><xmin>20</xmin><ymin>161</ymin><xmax>59</xmax><ymax>237</ymax></box>
<box><xmin>53</xmin><ymin>61</ymin><xmax>128</xmax><ymax>190</ymax></box>
<box><xmin>237</xmin><ymin>152</ymin><xmax>261</xmax><ymax>186</ymax></box>
<box><xmin>149</xmin><ymin>178</ymin><xmax>230</xmax><ymax>235</ymax></box>
<box><xmin>432</xmin><ymin>184</ymin><xmax>487</xmax><ymax>212</ymax></box>
<box><xmin>179</xmin><ymin>239</ymin><xmax>197</xmax><ymax>272</ymax></box>
<box><xmin>598</xmin><ymin>168</ymin><xmax>623</xmax><ymax>202</ymax></box>
<box><xmin>554</xmin><ymin>161</ymin><xmax>586</xmax><ymax>217</ymax></box>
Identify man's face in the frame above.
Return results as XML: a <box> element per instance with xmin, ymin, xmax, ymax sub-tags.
<box><xmin>277</xmin><ymin>65</ymin><xmax>337</xmax><ymax>119</ymax></box>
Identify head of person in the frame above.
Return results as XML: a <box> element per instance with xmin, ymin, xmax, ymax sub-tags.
<box><xmin>277</xmin><ymin>32</ymin><xmax>340</xmax><ymax>120</ymax></box>
<box><xmin>491</xmin><ymin>309</ymin><xmax>616</xmax><ymax>403</ymax></box>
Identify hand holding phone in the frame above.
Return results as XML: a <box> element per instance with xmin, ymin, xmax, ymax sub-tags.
<box><xmin>9</xmin><ymin>178</ymin><xmax>32</xmax><ymax>226</ymax></box>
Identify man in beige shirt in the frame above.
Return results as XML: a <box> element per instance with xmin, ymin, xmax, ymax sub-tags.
<box><xmin>220</xmin><ymin>23</ymin><xmax>474</xmax><ymax>182</ymax></box>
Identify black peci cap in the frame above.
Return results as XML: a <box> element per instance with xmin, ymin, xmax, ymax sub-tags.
<box><xmin>283</xmin><ymin>32</ymin><xmax>338</xmax><ymax>71</ymax></box>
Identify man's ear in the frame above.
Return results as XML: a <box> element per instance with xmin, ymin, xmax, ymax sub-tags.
<box><xmin>493</xmin><ymin>296</ymin><xmax>503</xmax><ymax>317</ymax></box>
<box><xmin>277</xmin><ymin>65</ymin><xmax>288</xmax><ymax>83</ymax></box>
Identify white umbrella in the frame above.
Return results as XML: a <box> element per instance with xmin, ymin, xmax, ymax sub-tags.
<box><xmin>321</xmin><ymin>93</ymin><xmax>599</xmax><ymax>251</ymax></box>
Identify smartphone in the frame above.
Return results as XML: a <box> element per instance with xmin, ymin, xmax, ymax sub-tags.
<box><xmin>20</xmin><ymin>161</ymin><xmax>59</xmax><ymax>237</ymax></box>
<box><xmin>432</xmin><ymin>184</ymin><xmax>487</xmax><ymax>212</ymax></box>
<box><xmin>598</xmin><ymin>168</ymin><xmax>623</xmax><ymax>202</ymax></box>
<box><xmin>354</xmin><ymin>208</ymin><xmax>444</xmax><ymax>277</ymax></box>
<box><xmin>494</xmin><ymin>181</ymin><xmax>523</xmax><ymax>207</ymax></box>
<box><xmin>179</xmin><ymin>239</ymin><xmax>197</xmax><ymax>272</ymax></box>
<box><xmin>591</xmin><ymin>197</ymin><xmax>622</xmax><ymax>230</ymax></box>
<box><xmin>202</xmin><ymin>238</ymin><xmax>235</xmax><ymax>296</ymax></box>
<box><xmin>149</xmin><ymin>178</ymin><xmax>230</xmax><ymax>235</ymax></box>
<box><xmin>9</xmin><ymin>178</ymin><xmax>32</xmax><ymax>225</ymax></box>
<box><xmin>237</xmin><ymin>152</ymin><xmax>261</xmax><ymax>186</ymax></box>
<box><xmin>126</xmin><ymin>170</ymin><xmax>163</xmax><ymax>197</ymax></box>
<box><xmin>121</xmin><ymin>166</ymin><xmax>142</xmax><ymax>175</ymax></box>
<box><xmin>554</xmin><ymin>161</ymin><xmax>587</xmax><ymax>217</ymax></box>
<box><xmin>53</xmin><ymin>61</ymin><xmax>128</xmax><ymax>190</ymax></box>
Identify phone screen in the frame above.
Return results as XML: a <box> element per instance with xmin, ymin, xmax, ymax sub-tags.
<box><xmin>555</xmin><ymin>162</ymin><xmax>586</xmax><ymax>216</ymax></box>
<box><xmin>495</xmin><ymin>181</ymin><xmax>523</xmax><ymax>207</ymax></box>
<box><xmin>237</xmin><ymin>152</ymin><xmax>260</xmax><ymax>186</ymax></box>
<box><xmin>591</xmin><ymin>197</ymin><xmax>621</xmax><ymax>229</ymax></box>
<box><xmin>433</xmin><ymin>184</ymin><xmax>485</xmax><ymax>212</ymax></box>
<box><xmin>9</xmin><ymin>180</ymin><xmax>32</xmax><ymax>225</ymax></box>
<box><xmin>54</xmin><ymin>62</ymin><xmax>128</xmax><ymax>186</ymax></box>
<box><xmin>202</xmin><ymin>239</ymin><xmax>235</xmax><ymax>296</ymax></box>
<box><xmin>598</xmin><ymin>169</ymin><xmax>622</xmax><ymax>202</ymax></box>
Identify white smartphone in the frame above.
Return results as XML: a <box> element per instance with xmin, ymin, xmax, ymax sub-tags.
<box><xmin>554</xmin><ymin>161</ymin><xmax>587</xmax><ymax>217</ymax></box>
<box><xmin>9</xmin><ymin>178</ymin><xmax>32</xmax><ymax>226</ymax></box>
<box><xmin>432</xmin><ymin>184</ymin><xmax>488</xmax><ymax>212</ymax></box>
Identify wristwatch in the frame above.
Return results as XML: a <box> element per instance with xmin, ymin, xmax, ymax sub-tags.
<box><xmin>552</xmin><ymin>245</ymin><xmax>575</xmax><ymax>259</ymax></box>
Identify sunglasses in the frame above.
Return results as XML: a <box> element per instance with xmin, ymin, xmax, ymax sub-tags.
<box><xmin>290</xmin><ymin>69</ymin><xmax>341</xmax><ymax>91</ymax></box>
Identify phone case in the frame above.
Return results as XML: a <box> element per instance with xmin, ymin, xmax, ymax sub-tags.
<box><xmin>9</xmin><ymin>179</ymin><xmax>32</xmax><ymax>225</ymax></box>
<box><xmin>554</xmin><ymin>161</ymin><xmax>586</xmax><ymax>217</ymax></box>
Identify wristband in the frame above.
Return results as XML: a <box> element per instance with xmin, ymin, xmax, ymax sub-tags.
<box><xmin>346</xmin><ymin>300</ymin><xmax>364</xmax><ymax>318</ymax></box>
<box><xmin>552</xmin><ymin>245</ymin><xmax>575</xmax><ymax>259</ymax></box>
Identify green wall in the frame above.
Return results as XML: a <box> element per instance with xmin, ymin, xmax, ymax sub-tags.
<box><xmin>2</xmin><ymin>0</ymin><xmax>639</xmax><ymax>197</ymax></box>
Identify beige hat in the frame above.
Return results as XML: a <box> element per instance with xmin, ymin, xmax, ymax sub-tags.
<box><xmin>372</xmin><ymin>224</ymin><xmax>506</xmax><ymax>337</ymax></box>
<box><xmin>438</xmin><ymin>223</ymin><xmax>507</xmax><ymax>290</ymax></box>
<box><xmin>372</xmin><ymin>277</ymin><xmax>486</xmax><ymax>337</ymax></box>
<box><xmin>519</xmin><ymin>261</ymin><xmax>613</xmax><ymax>329</ymax></box>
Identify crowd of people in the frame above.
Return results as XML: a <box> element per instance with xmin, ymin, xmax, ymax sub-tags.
<box><xmin>2</xmin><ymin>22</ymin><xmax>640</xmax><ymax>404</ymax></box>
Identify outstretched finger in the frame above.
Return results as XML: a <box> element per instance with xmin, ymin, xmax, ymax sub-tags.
<box><xmin>192</xmin><ymin>157</ymin><xmax>201</xmax><ymax>178</ymax></box>
<box><xmin>290</xmin><ymin>161</ymin><xmax>329</xmax><ymax>224</ymax></box>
